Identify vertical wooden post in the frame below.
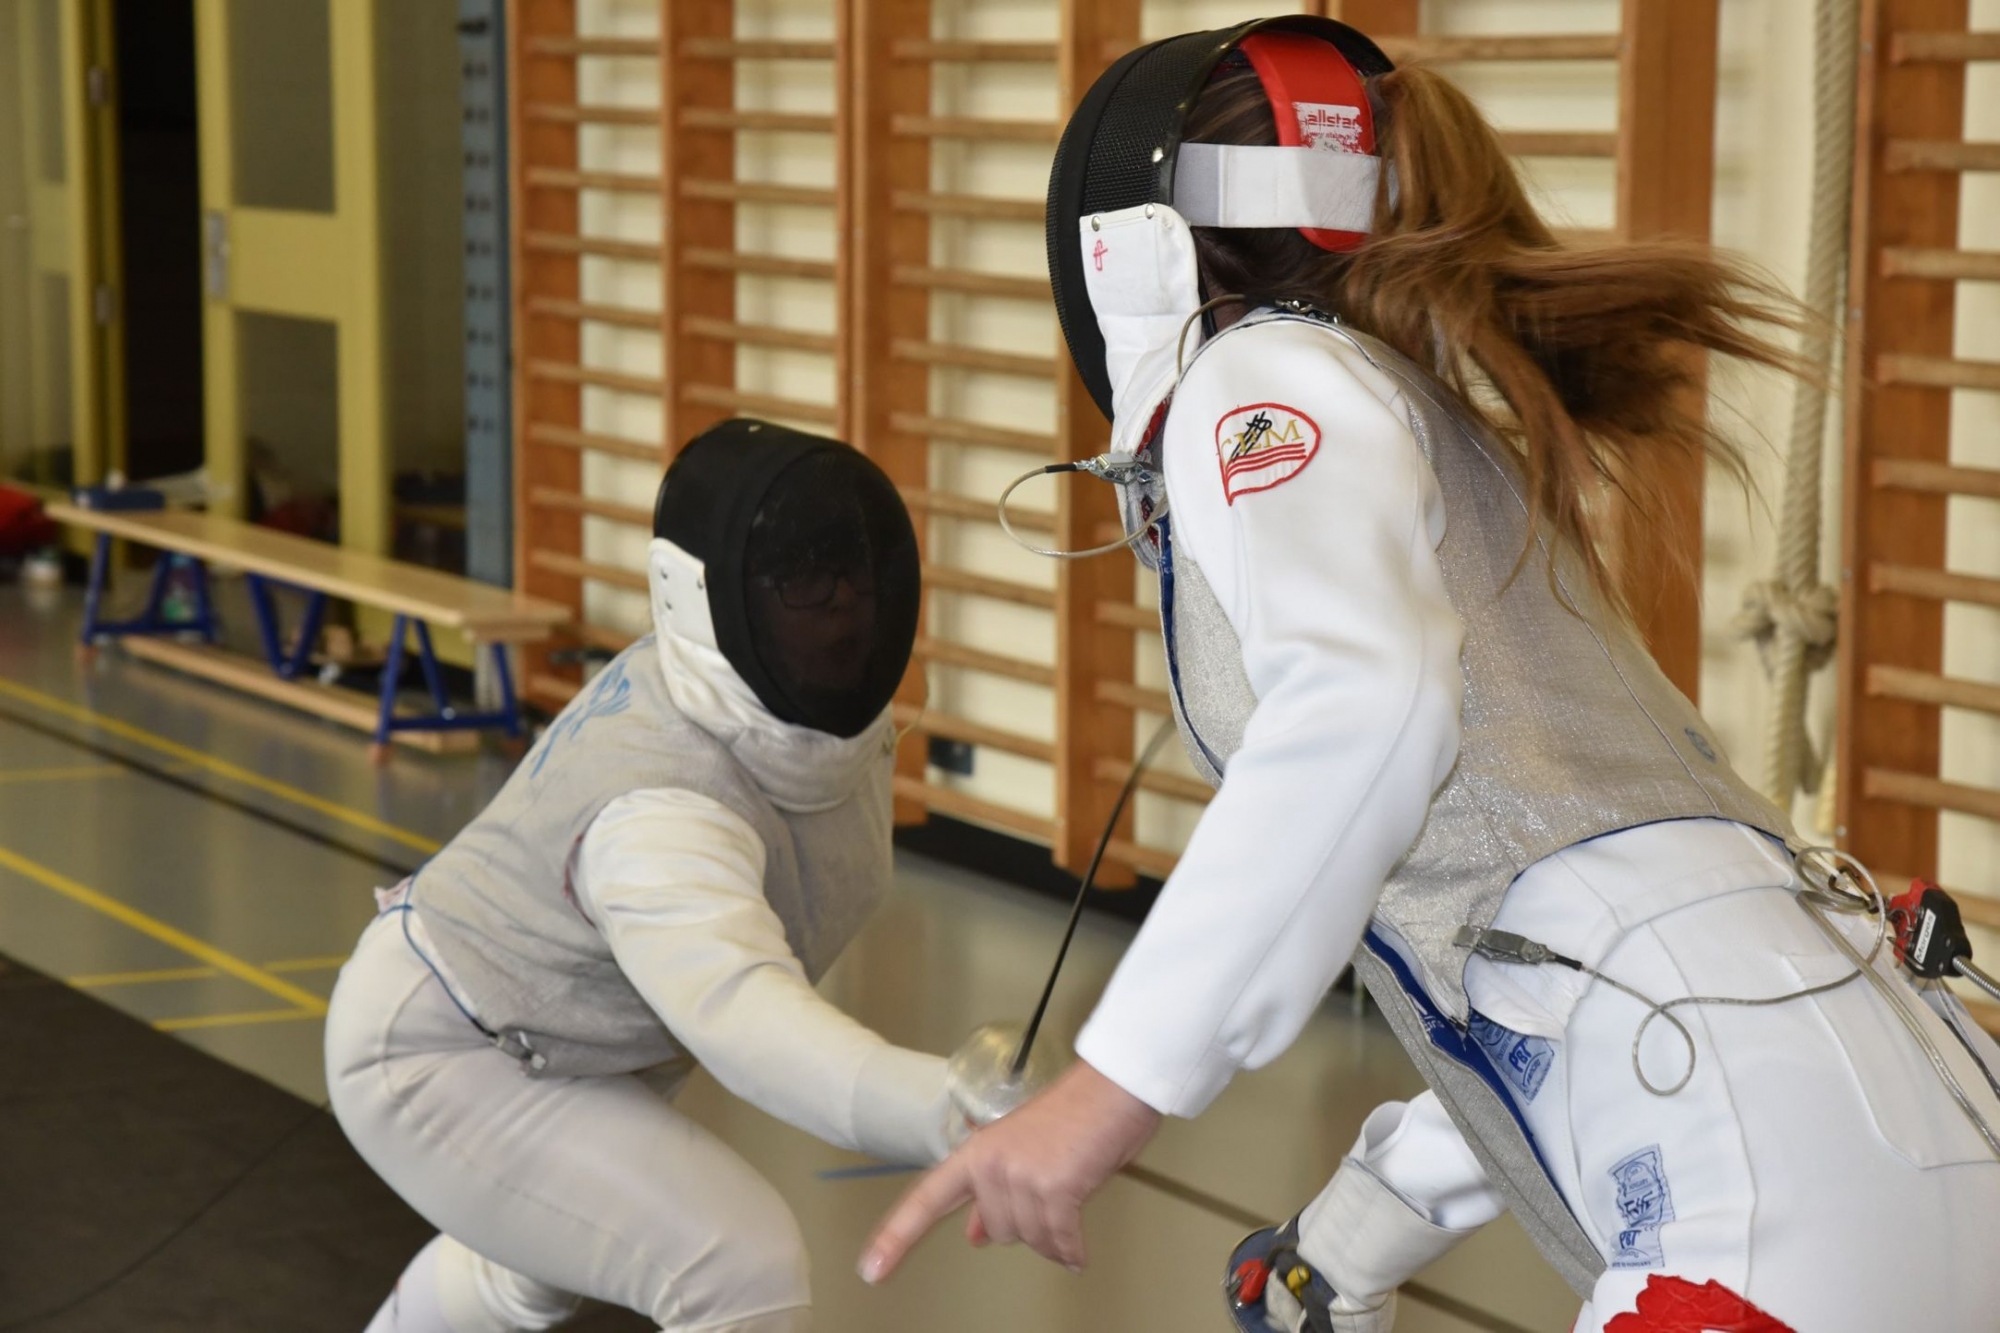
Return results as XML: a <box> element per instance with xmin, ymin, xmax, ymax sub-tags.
<box><xmin>850</xmin><ymin>0</ymin><xmax>933</xmax><ymax>825</ymax></box>
<box><xmin>1837</xmin><ymin>0</ymin><xmax>1967</xmax><ymax>875</ymax></box>
<box><xmin>509</xmin><ymin>0</ymin><xmax>581</xmax><ymax>694</ymax></box>
<box><xmin>660</xmin><ymin>4</ymin><xmax>735</xmax><ymax>459</ymax></box>
<box><xmin>1614</xmin><ymin>0</ymin><xmax>1721</xmax><ymax>700</ymax></box>
<box><xmin>1051</xmin><ymin>0</ymin><xmax>1140</xmax><ymax>877</ymax></box>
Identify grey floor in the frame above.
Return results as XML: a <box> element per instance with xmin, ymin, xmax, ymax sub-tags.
<box><xmin>0</xmin><ymin>581</ymin><xmax>1578</xmax><ymax>1332</ymax></box>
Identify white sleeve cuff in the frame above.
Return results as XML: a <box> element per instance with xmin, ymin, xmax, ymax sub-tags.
<box><xmin>1074</xmin><ymin>1019</ymin><xmax>1237</xmax><ymax>1119</ymax></box>
<box><xmin>850</xmin><ymin>1045</ymin><xmax>956</xmax><ymax>1166</ymax></box>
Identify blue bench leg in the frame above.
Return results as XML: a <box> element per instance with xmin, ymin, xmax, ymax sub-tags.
<box><xmin>374</xmin><ymin>615</ymin><xmax>410</xmax><ymax>755</ymax></box>
<box><xmin>79</xmin><ymin>534</ymin><xmax>112</xmax><ymax>647</ymax></box>
<box><xmin>412</xmin><ymin>621</ymin><xmax>453</xmax><ymax>718</ymax></box>
<box><xmin>490</xmin><ymin>642</ymin><xmax>521</xmax><ymax>738</ymax></box>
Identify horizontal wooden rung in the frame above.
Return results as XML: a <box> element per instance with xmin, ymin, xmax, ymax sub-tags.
<box><xmin>891</xmin><ymin>115</ymin><xmax>1059</xmax><ymax>143</ymax></box>
<box><xmin>680</xmin><ymin>38</ymin><xmax>835</xmax><ymax>61</ymax></box>
<box><xmin>528</xmin><ymin>360</ymin><xmax>665</xmax><ymax>396</ymax></box>
<box><xmin>1377</xmin><ymin>33</ymin><xmax>1620</xmax><ymax>62</ymax></box>
<box><xmin>892</xmin><ymin>190</ymin><xmax>1042</xmax><ymax>222</ymax></box>
<box><xmin>1092</xmin><ymin>757</ymin><xmax>1211</xmax><ymax>804</ymax></box>
<box><xmin>1499</xmin><ymin>130</ymin><xmax>1617</xmax><ymax>158</ymax></box>
<box><xmin>523</xmin><ymin>36</ymin><xmax>660</xmax><ymax>59</ymax></box>
<box><xmin>1871</xmin><ymin>562</ymin><xmax>2000</xmax><ymax>610</ymax></box>
<box><xmin>524</xmin><ymin>102</ymin><xmax>657</xmax><ymax>127</ymax></box>
<box><xmin>892</xmin><ymin>265</ymin><xmax>1049</xmax><ymax>301</ymax></box>
<box><xmin>1878</xmin><ymin>353</ymin><xmax>2000</xmax><ymax>392</ymax></box>
<box><xmin>1882</xmin><ymin>247</ymin><xmax>2000</xmax><ymax>282</ymax></box>
<box><xmin>526</xmin><ymin>424</ymin><xmax>660</xmax><ymax>465</ymax></box>
<box><xmin>912</xmin><ymin>635</ymin><xmax>1056</xmax><ymax>686</ymax></box>
<box><xmin>680</xmin><ymin>384</ymin><xmax>838</xmax><ymax>425</ymax></box>
<box><xmin>1096</xmin><ymin>602</ymin><xmax>1157</xmax><ymax>631</ymax></box>
<box><xmin>525</xmin><ymin>232</ymin><xmax>664</xmax><ymax>263</ymax></box>
<box><xmin>527</xmin><ymin>672</ymin><xmax>583</xmax><ymax>705</ymax></box>
<box><xmin>899</xmin><ymin>486</ymin><xmax>1052</xmax><ymax>533</ymax></box>
<box><xmin>892</xmin><ymin>339</ymin><xmax>1056</xmax><ymax>378</ymax></box>
<box><xmin>682</xmin><ymin>316</ymin><xmax>836</xmax><ymax>354</ymax></box>
<box><xmin>893</xmin><ymin>704</ymin><xmax>1055</xmax><ymax>764</ymax></box>
<box><xmin>524</xmin><ymin>167</ymin><xmax>659</xmax><ymax>194</ymax></box>
<box><xmin>891</xmin><ymin>40</ymin><xmax>1058</xmax><ymax>62</ymax></box>
<box><xmin>1887</xmin><ymin>139</ymin><xmax>2000</xmax><ymax>172</ymax></box>
<box><xmin>681</xmin><ymin>108</ymin><xmax>834</xmax><ymax>134</ymax></box>
<box><xmin>889</xmin><ymin>412</ymin><xmax>1053</xmax><ymax>455</ymax></box>
<box><xmin>578</xmin><ymin>621</ymin><xmax>639</xmax><ymax>652</ymax></box>
<box><xmin>1893</xmin><ymin>32</ymin><xmax>2000</xmax><ymax>63</ymax></box>
<box><xmin>526</xmin><ymin>297</ymin><xmax>659</xmax><ymax>330</ymax></box>
<box><xmin>1867</xmin><ymin>665</ymin><xmax>2000</xmax><ymax>718</ymax></box>
<box><xmin>1104</xmin><ymin>838</ymin><xmax>1178</xmax><ymax>879</ymax></box>
<box><xmin>528</xmin><ymin>488</ymin><xmax>651</xmax><ymax>528</ymax></box>
<box><xmin>529</xmin><ymin>550</ymin><xmax>648</xmax><ymax>594</ymax></box>
<box><xmin>680</xmin><ymin>178</ymin><xmax>836</xmax><ymax>207</ymax></box>
<box><xmin>1096</xmin><ymin>679</ymin><xmax>1172</xmax><ymax>715</ymax></box>
<box><xmin>1864</xmin><ymin>768</ymin><xmax>2000</xmax><ymax>824</ymax></box>
<box><xmin>1872</xmin><ymin>458</ymin><xmax>2000</xmax><ymax>501</ymax></box>
<box><xmin>892</xmin><ymin>775</ymin><xmax>1053</xmax><ymax>841</ymax></box>
<box><xmin>684</xmin><ymin>248</ymin><xmax>836</xmax><ymax>281</ymax></box>
<box><xmin>922</xmin><ymin>566</ymin><xmax>1058</xmax><ymax>611</ymax></box>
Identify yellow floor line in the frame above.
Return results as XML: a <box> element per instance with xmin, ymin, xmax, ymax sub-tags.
<box><xmin>155</xmin><ymin>1007</ymin><xmax>322</xmax><ymax>1032</ymax></box>
<box><xmin>263</xmin><ymin>954</ymin><xmax>351</xmax><ymax>973</ymax></box>
<box><xmin>0</xmin><ymin>844</ymin><xmax>328</xmax><ymax>1015</ymax></box>
<box><xmin>0</xmin><ymin>764</ymin><xmax>127</xmax><ymax>785</ymax></box>
<box><xmin>0</xmin><ymin>677</ymin><xmax>442</xmax><ymax>855</ymax></box>
<box><xmin>68</xmin><ymin>965</ymin><xmax>222</xmax><ymax>987</ymax></box>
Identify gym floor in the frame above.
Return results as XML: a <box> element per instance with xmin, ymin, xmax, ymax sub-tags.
<box><xmin>0</xmin><ymin>583</ymin><xmax>1576</xmax><ymax>1333</ymax></box>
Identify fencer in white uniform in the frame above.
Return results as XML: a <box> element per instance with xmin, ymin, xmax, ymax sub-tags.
<box><xmin>861</xmin><ymin>17</ymin><xmax>2000</xmax><ymax>1332</ymax></box>
<box><xmin>326</xmin><ymin>420</ymin><xmax>961</xmax><ymax>1333</ymax></box>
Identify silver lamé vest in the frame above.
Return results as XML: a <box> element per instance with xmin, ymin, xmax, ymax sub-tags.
<box><xmin>1160</xmin><ymin>316</ymin><xmax>1792</xmax><ymax>1018</ymax></box>
<box><xmin>1155</xmin><ymin>317</ymin><xmax>1795</xmax><ymax>1297</ymax></box>
<box><xmin>409</xmin><ymin>638</ymin><xmax>892</xmax><ymax>1079</ymax></box>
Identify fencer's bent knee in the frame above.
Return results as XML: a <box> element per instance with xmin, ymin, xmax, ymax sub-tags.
<box><xmin>646</xmin><ymin>1181</ymin><xmax>809</xmax><ymax>1332</ymax></box>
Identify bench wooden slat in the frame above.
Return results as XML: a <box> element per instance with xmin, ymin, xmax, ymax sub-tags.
<box><xmin>49</xmin><ymin>505</ymin><xmax>569</xmax><ymax>641</ymax></box>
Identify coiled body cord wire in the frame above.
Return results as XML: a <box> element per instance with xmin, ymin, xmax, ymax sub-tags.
<box><xmin>1456</xmin><ymin>846</ymin><xmax>2000</xmax><ymax>1160</ymax></box>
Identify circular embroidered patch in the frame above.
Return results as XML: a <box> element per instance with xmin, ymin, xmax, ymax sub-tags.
<box><xmin>1214</xmin><ymin>402</ymin><xmax>1322</xmax><ymax>503</ymax></box>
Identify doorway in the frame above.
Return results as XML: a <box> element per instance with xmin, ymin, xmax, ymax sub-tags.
<box><xmin>111</xmin><ymin>0</ymin><xmax>204</xmax><ymax>490</ymax></box>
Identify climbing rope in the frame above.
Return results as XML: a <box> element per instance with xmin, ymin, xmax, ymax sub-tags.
<box><xmin>1732</xmin><ymin>0</ymin><xmax>1859</xmax><ymax>815</ymax></box>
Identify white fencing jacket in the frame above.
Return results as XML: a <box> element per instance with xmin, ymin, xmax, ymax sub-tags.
<box><xmin>1076</xmin><ymin>318</ymin><xmax>1466</xmax><ymax>1118</ymax></box>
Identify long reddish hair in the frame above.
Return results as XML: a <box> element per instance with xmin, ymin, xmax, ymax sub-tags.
<box><xmin>1184</xmin><ymin>57</ymin><xmax>1802</xmax><ymax>608</ymax></box>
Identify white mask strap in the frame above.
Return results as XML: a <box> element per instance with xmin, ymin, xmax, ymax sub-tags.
<box><xmin>1172</xmin><ymin>143</ymin><xmax>1384</xmax><ymax>235</ymax></box>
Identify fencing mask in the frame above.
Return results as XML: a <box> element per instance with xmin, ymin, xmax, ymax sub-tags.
<box><xmin>648</xmin><ymin>419</ymin><xmax>920</xmax><ymax>739</ymax></box>
<box><xmin>1046</xmin><ymin>17</ymin><xmax>1395</xmax><ymax>436</ymax></box>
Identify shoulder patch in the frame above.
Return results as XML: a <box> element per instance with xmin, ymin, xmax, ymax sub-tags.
<box><xmin>1214</xmin><ymin>402</ymin><xmax>1321</xmax><ymax>504</ymax></box>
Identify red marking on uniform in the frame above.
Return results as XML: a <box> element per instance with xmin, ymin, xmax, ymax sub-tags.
<box><xmin>1602</xmin><ymin>1276</ymin><xmax>1797</xmax><ymax>1333</ymax></box>
<box><xmin>1092</xmin><ymin>238</ymin><xmax>1108</xmax><ymax>271</ymax></box>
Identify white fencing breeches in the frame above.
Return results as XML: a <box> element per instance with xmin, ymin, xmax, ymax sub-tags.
<box><xmin>326</xmin><ymin>911</ymin><xmax>812</xmax><ymax>1333</ymax></box>
<box><xmin>1302</xmin><ymin>822</ymin><xmax>2000</xmax><ymax>1332</ymax></box>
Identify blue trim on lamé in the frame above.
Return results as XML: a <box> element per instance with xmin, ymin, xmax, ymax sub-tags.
<box><xmin>1361</xmin><ymin>927</ymin><xmax>1560</xmax><ymax>1185</ymax></box>
<box><xmin>1155</xmin><ymin>516</ymin><xmax>1227</xmax><ymax>777</ymax></box>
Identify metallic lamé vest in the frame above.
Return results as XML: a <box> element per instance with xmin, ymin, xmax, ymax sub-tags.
<box><xmin>1152</xmin><ymin>317</ymin><xmax>1796</xmax><ymax>1295</ymax></box>
<box><xmin>1158</xmin><ymin>315</ymin><xmax>1793</xmax><ymax>1020</ymax></box>
<box><xmin>410</xmin><ymin>638</ymin><xmax>892</xmax><ymax>1079</ymax></box>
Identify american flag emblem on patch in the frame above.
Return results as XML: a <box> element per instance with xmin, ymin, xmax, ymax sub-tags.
<box><xmin>1215</xmin><ymin>402</ymin><xmax>1321</xmax><ymax>503</ymax></box>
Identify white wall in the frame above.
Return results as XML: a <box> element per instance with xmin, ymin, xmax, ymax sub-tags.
<box><xmin>558</xmin><ymin>1</ymin><xmax>1927</xmax><ymax>888</ymax></box>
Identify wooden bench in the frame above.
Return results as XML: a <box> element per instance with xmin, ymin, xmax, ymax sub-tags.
<box><xmin>50</xmin><ymin>500</ymin><xmax>570</xmax><ymax>760</ymax></box>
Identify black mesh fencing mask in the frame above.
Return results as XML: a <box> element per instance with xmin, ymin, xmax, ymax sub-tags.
<box><xmin>653</xmin><ymin>419</ymin><xmax>920</xmax><ymax>739</ymax></box>
<box><xmin>1045</xmin><ymin>16</ymin><xmax>1394</xmax><ymax>421</ymax></box>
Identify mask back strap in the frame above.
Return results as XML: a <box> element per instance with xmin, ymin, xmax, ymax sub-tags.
<box><xmin>1172</xmin><ymin>143</ymin><xmax>1384</xmax><ymax>236</ymax></box>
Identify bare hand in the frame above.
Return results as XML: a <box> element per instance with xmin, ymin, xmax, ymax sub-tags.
<box><xmin>859</xmin><ymin>1060</ymin><xmax>1163</xmax><ymax>1280</ymax></box>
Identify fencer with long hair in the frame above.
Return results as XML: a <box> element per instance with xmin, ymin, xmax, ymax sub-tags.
<box><xmin>862</xmin><ymin>19</ymin><xmax>2000</xmax><ymax>1332</ymax></box>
